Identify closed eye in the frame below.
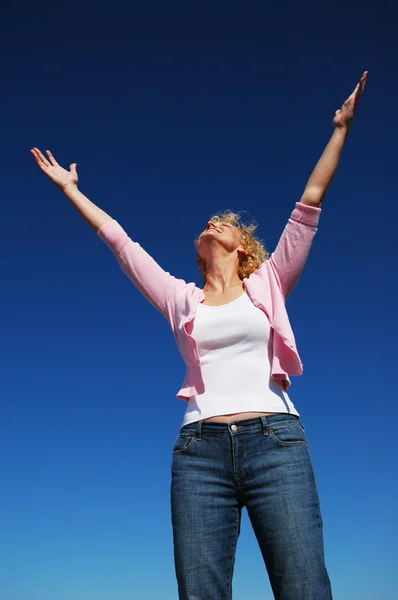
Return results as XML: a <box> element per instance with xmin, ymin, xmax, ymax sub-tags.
<box><xmin>204</xmin><ymin>221</ymin><xmax>233</xmax><ymax>232</ymax></box>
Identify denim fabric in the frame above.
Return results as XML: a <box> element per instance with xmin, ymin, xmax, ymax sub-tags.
<box><xmin>171</xmin><ymin>413</ymin><xmax>332</xmax><ymax>600</ymax></box>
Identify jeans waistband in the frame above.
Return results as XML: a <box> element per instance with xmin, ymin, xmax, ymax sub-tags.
<box><xmin>180</xmin><ymin>413</ymin><xmax>304</xmax><ymax>439</ymax></box>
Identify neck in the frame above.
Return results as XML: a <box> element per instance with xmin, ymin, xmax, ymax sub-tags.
<box><xmin>203</xmin><ymin>258</ymin><xmax>242</xmax><ymax>294</ymax></box>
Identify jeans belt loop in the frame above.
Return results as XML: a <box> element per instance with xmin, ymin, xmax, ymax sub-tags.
<box><xmin>260</xmin><ymin>415</ymin><xmax>270</xmax><ymax>436</ymax></box>
<box><xmin>195</xmin><ymin>420</ymin><xmax>203</xmax><ymax>441</ymax></box>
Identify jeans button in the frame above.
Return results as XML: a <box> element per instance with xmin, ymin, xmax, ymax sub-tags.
<box><xmin>231</xmin><ymin>424</ymin><xmax>238</xmax><ymax>431</ymax></box>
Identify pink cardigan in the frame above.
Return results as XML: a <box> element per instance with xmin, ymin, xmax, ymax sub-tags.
<box><xmin>97</xmin><ymin>202</ymin><xmax>321</xmax><ymax>399</ymax></box>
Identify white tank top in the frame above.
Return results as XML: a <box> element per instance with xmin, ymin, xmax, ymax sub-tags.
<box><xmin>182</xmin><ymin>291</ymin><xmax>299</xmax><ymax>426</ymax></box>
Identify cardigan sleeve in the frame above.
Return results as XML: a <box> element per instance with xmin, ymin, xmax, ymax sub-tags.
<box><xmin>97</xmin><ymin>219</ymin><xmax>186</xmax><ymax>319</ymax></box>
<box><xmin>268</xmin><ymin>202</ymin><xmax>321</xmax><ymax>300</ymax></box>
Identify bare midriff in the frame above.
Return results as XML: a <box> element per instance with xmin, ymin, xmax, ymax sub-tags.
<box><xmin>203</xmin><ymin>411</ymin><xmax>277</xmax><ymax>423</ymax></box>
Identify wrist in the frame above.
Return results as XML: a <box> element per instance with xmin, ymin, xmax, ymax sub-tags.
<box><xmin>333</xmin><ymin>124</ymin><xmax>350</xmax><ymax>137</ymax></box>
<box><xmin>62</xmin><ymin>182</ymin><xmax>79</xmax><ymax>196</ymax></box>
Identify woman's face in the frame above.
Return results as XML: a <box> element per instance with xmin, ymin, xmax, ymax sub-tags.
<box><xmin>197</xmin><ymin>220</ymin><xmax>245</xmax><ymax>260</ymax></box>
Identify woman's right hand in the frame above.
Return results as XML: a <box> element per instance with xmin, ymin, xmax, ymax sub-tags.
<box><xmin>30</xmin><ymin>147</ymin><xmax>78</xmax><ymax>192</ymax></box>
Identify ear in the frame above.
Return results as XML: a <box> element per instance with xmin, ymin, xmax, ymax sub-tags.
<box><xmin>237</xmin><ymin>246</ymin><xmax>247</xmax><ymax>258</ymax></box>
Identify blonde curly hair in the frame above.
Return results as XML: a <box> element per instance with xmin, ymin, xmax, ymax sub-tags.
<box><xmin>194</xmin><ymin>210</ymin><xmax>268</xmax><ymax>281</ymax></box>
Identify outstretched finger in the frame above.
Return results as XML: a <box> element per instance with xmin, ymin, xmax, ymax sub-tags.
<box><xmin>357</xmin><ymin>73</ymin><xmax>367</xmax><ymax>94</ymax></box>
<box><xmin>46</xmin><ymin>150</ymin><xmax>59</xmax><ymax>166</ymax></box>
<box><xmin>353</xmin><ymin>74</ymin><xmax>367</xmax><ymax>109</ymax></box>
<box><xmin>357</xmin><ymin>72</ymin><xmax>367</xmax><ymax>95</ymax></box>
<box><xmin>30</xmin><ymin>148</ymin><xmax>49</xmax><ymax>170</ymax></box>
<box><xmin>348</xmin><ymin>83</ymin><xmax>360</xmax><ymax>102</ymax></box>
<box><xmin>348</xmin><ymin>72</ymin><xmax>367</xmax><ymax>101</ymax></box>
<box><xmin>32</xmin><ymin>147</ymin><xmax>52</xmax><ymax>168</ymax></box>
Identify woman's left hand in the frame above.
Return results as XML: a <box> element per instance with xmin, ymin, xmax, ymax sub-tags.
<box><xmin>332</xmin><ymin>71</ymin><xmax>368</xmax><ymax>131</ymax></box>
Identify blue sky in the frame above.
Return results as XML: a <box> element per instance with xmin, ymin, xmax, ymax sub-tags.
<box><xmin>1</xmin><ymin>5</ymin><xmax>397</xmax><ymax>600</ymax></box>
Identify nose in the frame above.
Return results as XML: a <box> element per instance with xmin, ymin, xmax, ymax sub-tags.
<box><xmin>207</xmin><ymin>221</ymin><xmax>218</xmax><ymax>230</ymax></box>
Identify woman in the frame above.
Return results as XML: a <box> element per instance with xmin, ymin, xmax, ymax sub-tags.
<box><xmin>31</xmin><ymin>71</ymin><xmax>367</xmax><ymax>600</ymax></box>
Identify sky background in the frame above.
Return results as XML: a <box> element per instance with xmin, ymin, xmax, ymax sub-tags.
<box><xmin>1</xmin><ymin>3</ymin><xmax>397</xmax><ymax>600</ymax></box>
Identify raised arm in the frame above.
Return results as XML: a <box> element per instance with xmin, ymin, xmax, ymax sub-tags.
<box><xmin>30</xmin><ymin>148</ymin><xmax>112</xmax><ymax>231</ymax></box>
<box><xmin>30</xmin><ymin>148</ymin><xmax>184</xmax><ymax>319</ymax></box>
<box><xmin>269</xmin><ymin>71</ymin><xmax>368</xmax><ymax>299</ymax></box>
<box><xmin>299</xmin><ymin>71</ymin><xmax>367</xmax><ymax>208</ymax></box>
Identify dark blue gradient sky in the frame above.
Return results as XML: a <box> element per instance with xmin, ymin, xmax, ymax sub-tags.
<box><xmin>1</xmin><ymin>5</ymin><xmax>397</xmax><ymax>599</ymax></box>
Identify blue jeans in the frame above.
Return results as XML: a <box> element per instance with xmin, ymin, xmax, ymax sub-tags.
<box><xmin>171</xmin><ymin>413</ymin><xmax>332</xmax><ymax>600</ymax></box>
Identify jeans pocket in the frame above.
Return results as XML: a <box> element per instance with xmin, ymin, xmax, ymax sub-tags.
<box><xmin>172</xmin><ymin>434</ymin><xmax>195</xmax><ymax>455</ymax></box>
<box><xmin>269</xmin><ymin>422</ymin><xmax>308</xmax><ymax>447</ymax></box>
